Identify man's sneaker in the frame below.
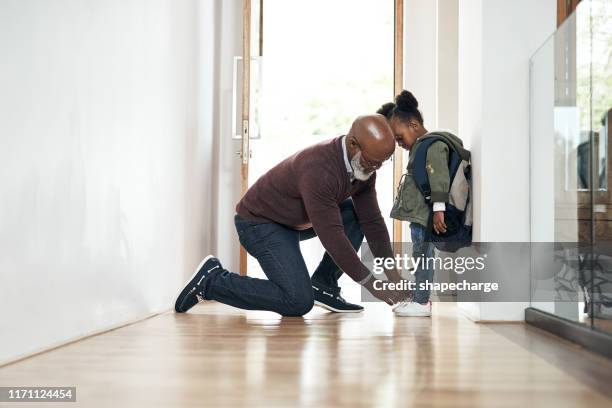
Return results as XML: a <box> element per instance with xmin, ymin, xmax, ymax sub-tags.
<box><xmin>393</xmin><ymin>300</ymin><xmax>432</xmax><ymax>317</ymax></box>
<box><xmin>175</xmin><ymin>255</ymin><xmax>222</xmax><ymax>313</ymax></box>
<box><xmin>313</xmin><ymin>285</ymin><xmax>364</xmax><ymax>313</ymax></box>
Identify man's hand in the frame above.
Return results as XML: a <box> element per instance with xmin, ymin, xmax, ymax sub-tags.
<box><xmin>432</xmin><ymin>211</ymin><xmax>447</xmax><ymax>235</ymax></box>
<box><xmin>362</xmin><ymin>276</ymin><xmax>410</xmax><ymax>305</ymax></box>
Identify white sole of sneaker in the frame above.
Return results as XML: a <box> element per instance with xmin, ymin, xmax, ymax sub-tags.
<box><xmin>314</xmin><ymin>300</ymin><xmax>364</xmax><ymax>313</ymax></box>
<box><xmin>394</xmin><ymin>311</ymin><xmax>431</xmax><ymax>317</ymax></box>
<box><xmin>175</xmin><ymin>254</ymin><xmax>215</xmax><ymax>305</ymax></box>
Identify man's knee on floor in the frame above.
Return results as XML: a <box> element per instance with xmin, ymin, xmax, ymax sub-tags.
<box><xmin>281</xmin><ymin>292</ymin><xmax>314</xmax><ymax>317</ymax></box>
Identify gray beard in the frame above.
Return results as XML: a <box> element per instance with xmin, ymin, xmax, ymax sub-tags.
<box><xmin>350</xmin><ymin>152</ymin><xmax>374</xmax><ymax>181</ymax></box>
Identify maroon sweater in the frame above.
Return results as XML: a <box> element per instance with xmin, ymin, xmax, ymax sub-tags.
<box><xmin>236</xmin><ymin>136</ymin><xmax>394</xmax><ymax>282</ymax></box>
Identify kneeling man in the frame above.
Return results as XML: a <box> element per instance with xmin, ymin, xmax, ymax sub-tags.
<box><xmin>175</xmin><ymin>114</ymin><xmax>404</xmax><ymax>316</ymax></box>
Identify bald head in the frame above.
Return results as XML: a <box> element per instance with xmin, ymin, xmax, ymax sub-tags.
<box><xmin>343</xmin><ymin>114</ymin><xmax>396</xmax><ymax>180</ymax></box>
<box><xmin>347</xmin><ymin>114</ymin><xmax>396</xmax><ymax>163</ymax></box>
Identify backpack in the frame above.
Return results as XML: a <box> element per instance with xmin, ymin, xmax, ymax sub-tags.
<box><xmin>410</xmin><ymin>132</ymin><xmax>473</xmax><ymax>252</ymax></box>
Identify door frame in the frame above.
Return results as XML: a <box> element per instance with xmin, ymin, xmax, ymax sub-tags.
<box><xmin>393</xmin><ymin>0</ymin><xmax>404</xmax><ymax>245</ymax></box>
<box><xmin>238</xmin><ymin>0</ymin><xmax>251</xmax><ymax>276</ymax></box>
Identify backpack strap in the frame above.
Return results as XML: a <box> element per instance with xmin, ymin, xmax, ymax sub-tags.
<box><xmin>425</xmin><ymin>204</ymin><xmax>435</xmax><ymax>242</ymax></box>
<box><xmin>420</xmin><ymin>133</ymin><xmax>471</xmax><ymax>162</ymax></box>
<box><xmin>410</xmin><ymin>137</ymin><xmax>442</xmax><ymax>203</ymax></box>
<box><xmin>409</xmin><ymin>135</ymin><xmax>464</xmax><ymax>204</ymax></box>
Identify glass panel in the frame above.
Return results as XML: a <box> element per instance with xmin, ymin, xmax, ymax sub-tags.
<box><xmin>591</xmin><ymin>0</ymin><xmax>612</xmax><ymax>334</ymax></box>
<box><xmin>529</xmin><ymin>1</ymin><xmax>593</xmax><ymax>325</ymax></box>
<box><xmin>246</xmin><ymin>0</ymin><xmax>395</xmax><ymax>298</ymax></box>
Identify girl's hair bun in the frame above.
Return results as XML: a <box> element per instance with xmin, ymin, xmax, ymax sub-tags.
<box><xmin>395</xmin><ymin>90</ymin><xmax>418</xmax><ymax>111</ymax></box>
<box><xmin>377</xmin><ymin>90</ymin><xmax>424</xmax><ymax>124</ymax></box>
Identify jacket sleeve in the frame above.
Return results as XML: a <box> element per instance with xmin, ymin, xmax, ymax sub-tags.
<box><xmin>426</xmin><ymin>141</ymin><xmax>451</xmax><ymax>202</ymax></box>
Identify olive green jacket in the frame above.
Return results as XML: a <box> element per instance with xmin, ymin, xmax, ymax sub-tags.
<box><xmin>390</xmin><ymin>131</ymin><xmax>463</xmax><ymax>227</ymax></box>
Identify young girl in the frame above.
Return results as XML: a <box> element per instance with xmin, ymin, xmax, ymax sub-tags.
<box><xmin>378</xmin><ymin>90</ymin><xmax>464</xmax><ymax>317</ymax></box>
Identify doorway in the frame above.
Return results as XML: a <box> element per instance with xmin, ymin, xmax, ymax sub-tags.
<box><xmin>236</xmin><ymin>0</ymin><xmax>401</xmax><ymax>294</ymax></box>
<box><xmin>238</xmin><ymin>0</ymin><xmax>400</xmax><ymax>294</ymax></box>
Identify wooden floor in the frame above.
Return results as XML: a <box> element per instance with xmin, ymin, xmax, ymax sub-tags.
<box><xmin>1</xmin><ymin>303</ymin><xmax>612</xmax><ymax>407</ymax></box>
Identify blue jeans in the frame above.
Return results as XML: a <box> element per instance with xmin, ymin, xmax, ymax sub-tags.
<box><xmin>203</xmin><ymin>199</ymin><xmax>364</xmax><ymax>316</ymax></box>
<box><xmin>411</xmin><ymin>223</ymin><xmax>435</xmax><ymax>304</ymax></box>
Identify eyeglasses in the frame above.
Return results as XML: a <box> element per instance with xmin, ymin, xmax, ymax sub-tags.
<box><xmin>354</xmin><ymin>141</ymin><xmax>390</xmax><ymax>171</ymax></box>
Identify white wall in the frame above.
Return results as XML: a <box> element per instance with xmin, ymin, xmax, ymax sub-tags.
<box><xmin>404</xmin><ymin>0</ymin><xmax>460</xmax><ymax>289</ymax></box>
<box><xmin>0</xmin><ymin>0</ymin><xmax>214</xmax><ymax>364</ymax></box>
<box><xmin>530</xmin><ymin>40</ymin><xmax>556</xmax><ymax>244</ymax></box>
<box><xmin>405</xmin><ymin>0</ymin><xmax>458</xmax><ymax>133</ymax></box>
<box><xmin>211</xmin><ymin>0</ymin><xmax>244</xmax><ymax>272</ymax></box>
<box><xmin>457</xmin><ymin>0</ymin><xmax>556</xmax><ymax>321</ymax></box>
<box><xmin>405</xmin><ymin>0</ymin><xmax>439</xmax><ymax>131</ymax></box>
<box><xmin>437</xmin><ymin>0</ymin><xmax>459</xmax><ymax>133</ymax></box>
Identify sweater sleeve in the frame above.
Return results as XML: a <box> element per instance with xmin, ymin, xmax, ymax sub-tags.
<box><xmin>427</xmin><ymin>141</ymin><xmax>451</xmax><ymax>202</ymax></box>
<box><xmin>299</xmin><ymin>174</ymin><xmax>372</xmax><ymax>283</ymax></box>
<box><xmin>351</xmin><ymin>173</ymin><xmax>394</xmax><ymax>260</ymax></box>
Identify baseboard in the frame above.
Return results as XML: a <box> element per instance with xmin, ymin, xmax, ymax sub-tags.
<box><xmin>525</xmin><ymin>307</ymin><xmax>612</xmax><ymax>360</ymax></box>
<box><xmin>0</xmin><ymin>307</ymin><xmax>171</xmax><ymax>368</ymax></box>
<box><xmin>457</xmin><ymin>302</ymin><xmax>480</xmax><ymax>321</ymax></box>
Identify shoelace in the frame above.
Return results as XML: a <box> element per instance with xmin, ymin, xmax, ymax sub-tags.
<box><xmin>322</xmin><ymin>289</ymin><xmax>346</xmax><ymax>302</ymax></box>
<box><xmin>333</xmin><ymin>290</ymin><xmax>347</xmax><ymax>303</ymax></box>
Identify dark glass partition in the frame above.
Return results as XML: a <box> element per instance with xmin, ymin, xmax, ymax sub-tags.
<box><xmin>590</xmin><ymin>0</ymin><xmax>612</xmax><ymax>333</ymax></box>
<box><xmin>529</xmin><ymin>0</ymin><xmax>612</xmax><ymax>345</ymax></box>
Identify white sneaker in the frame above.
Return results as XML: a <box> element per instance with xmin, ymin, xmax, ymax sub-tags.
<box><xmin>393</xmin><ymin>301</ymin><xmax>432</xmax><ymax>317</ymax></box>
